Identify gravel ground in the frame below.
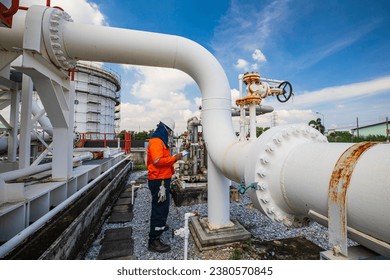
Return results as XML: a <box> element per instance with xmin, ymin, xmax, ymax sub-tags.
<box><xmin>85</xmin><ymin>170</ymin><xmax>356</xmax><ymax>260</ymax></box>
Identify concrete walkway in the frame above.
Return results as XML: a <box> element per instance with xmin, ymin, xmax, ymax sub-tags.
<box><xmin>96</xmin><ymin>175</ymin><xmax>147</xmax><ymax>260</ymax></box>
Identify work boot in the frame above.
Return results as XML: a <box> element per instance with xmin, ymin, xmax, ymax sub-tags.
<box><xmin>148</xmin><ymin>238</ymin><xmax>171</xmax><ymax>253</ymax></box>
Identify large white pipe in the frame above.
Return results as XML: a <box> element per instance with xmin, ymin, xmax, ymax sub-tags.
<box><xmin>244</xmin><ymin>124</ymin><xmax>390</xmax><ymax>257</ymax></box>
<box><xmin>283</xmin><ymin>143</ymin><xmax>390</xmax><ymax>252</ymax></box>
<box><xmin>0</xmin><ymin>7</ymin><xmax>248</xmax><ymax>182</ymax></box>
<box><xmin>61</xmin><ymin>22</ymin><xmax>241</xmax><ymax>177</ymax></box>
<box><xmin>1</xmin><ymin>7</ymin><xmax>390</xmax><ymax>256</ymax></box>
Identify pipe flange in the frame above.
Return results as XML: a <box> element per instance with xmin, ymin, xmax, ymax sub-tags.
<box><xmin>245</xmin><ymin>124</ymin><xmax>327</xmax><ymax>228</ymax></box>
<box><xmin>43</xmin><ymin>8</ymin><xmax>76</xmax><ymax>70</ymax></box>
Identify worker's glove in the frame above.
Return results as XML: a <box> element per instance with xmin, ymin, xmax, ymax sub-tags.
<box><xmin>157</xmin><ymin>184</ymin><xmax>166</xmax><ymax>203</ymax></box>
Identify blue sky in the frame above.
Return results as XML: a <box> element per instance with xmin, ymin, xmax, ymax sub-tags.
<box><xmin>20</xmin><ymin>0</ymin><xmax>390</xmax><ymax>133</ymax></box>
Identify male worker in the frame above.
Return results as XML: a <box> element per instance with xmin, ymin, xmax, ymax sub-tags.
<box><xmin>147</xmin><ymin>117</ymin><xmax>182</xmax><ymax>253</ymax></box>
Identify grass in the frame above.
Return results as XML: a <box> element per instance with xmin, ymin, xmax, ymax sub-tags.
<box><xmin>133</xmin><ymin>164</ymin><xmax>147</xmax><ymax>171</ymax></box>
<box><xmin>230</xmin><ymin>249</ymin><xmax>242</xmax><ymax>260</ymax></box>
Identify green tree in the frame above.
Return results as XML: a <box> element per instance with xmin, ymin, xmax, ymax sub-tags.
<box><xmin>308</xmin><ymin>118</ymin><xmax>325</xmax><ymax>134</ymax></box>
<box><xmin>132</xmin><ymin>130</ymin><xmax>154</xmax><ymax>141</ymax></box>
<box><xmin>117</xmin><ymin>130</ymin><xmax>127</xmax><ymax>140</ymax></box>
<box><xmin>327</xmin><ymin>131</ymin><xmax>386</xmax><ymax>143</ymax></box>
<box><xmin>327</xmin><ymin>131</ymin><xmax>353</xmax><ymax>142</ymax></box>
<box><xmin>256</xmin><ymin>126</ymin><xmax>270</xmax><ymax>137</ymax></box>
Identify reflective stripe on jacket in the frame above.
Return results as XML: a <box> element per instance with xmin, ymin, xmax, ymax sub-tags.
<box><xmin>147</xmin><ymin>137</ymin><xmax>176</xmax><ymax>180</ymax></box>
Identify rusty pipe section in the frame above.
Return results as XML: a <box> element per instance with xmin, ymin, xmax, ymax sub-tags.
<box><xmin>327</xmin><ymin>142</ymin><xmax>378</xmax><ymax>256</ymax></box>
<box><xmin>282</xmin><ymin>142</ymin><xmax>390</xmax><ymax>257</ymax></box>
<box><xmin>244</xmin><ymin>124</ymin><xmax>390</xmax><ymax>257</ymax></box>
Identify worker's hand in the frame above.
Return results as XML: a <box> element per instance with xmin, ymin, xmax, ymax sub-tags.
<box><xmin>158</xmin><ymin>185</ymin><xmax>166</xmax><ymax>203</ymax></box>
<box><xmin>174</xmin><ymin>153</ymin><xmax>182</xmax><ymax>161</ymax></box>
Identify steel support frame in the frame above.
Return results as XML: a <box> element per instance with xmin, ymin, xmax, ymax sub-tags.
<box><xmin>0</xmin><ymin>53</ymin><xmax>20</xmax><ymax>161</ymax></box>
<box><xmin>12</xmin><ymin>5</ymin><xmax>74</xmax><ymax>180</ymax></box>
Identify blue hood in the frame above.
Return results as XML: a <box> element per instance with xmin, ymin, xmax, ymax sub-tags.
<box><xmin>150</xmin><ymin>122</ymin><xmax>170</xmax><ymax>148</ymax></box>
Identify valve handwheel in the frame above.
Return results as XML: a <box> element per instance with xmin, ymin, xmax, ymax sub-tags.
<box><xmin>277</xmin><ymin>81</ymin><xmax>293</xmax><ymax>103</ymax></box>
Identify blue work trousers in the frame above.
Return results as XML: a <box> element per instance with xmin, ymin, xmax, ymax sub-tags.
<box><xmin>148</xmin><ymin>178</ymin><xmax>171</xmax><ymax>241</ymax></box>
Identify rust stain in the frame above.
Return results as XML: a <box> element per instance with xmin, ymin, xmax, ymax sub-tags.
<box><xmin>328</xmin><ymin>142</ymin><xmax>378</xmax><ymax>238</ymax></box>
<box><xmin>91</xmin><ymin>151</ymin><xmax>104</xmax><ymax>160</ymax></box>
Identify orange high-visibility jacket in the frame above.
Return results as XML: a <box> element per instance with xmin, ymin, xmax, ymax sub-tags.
<box><xmin>147</xmin><ymin>137</ymin><xmax>176</xmax><ymax>180</ymax></box>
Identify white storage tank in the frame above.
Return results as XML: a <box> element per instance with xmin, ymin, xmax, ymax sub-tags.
<box><xmin>73</xmin><ymin>62</ymin><xmax>121</xmax><ymax>140</ymax></box>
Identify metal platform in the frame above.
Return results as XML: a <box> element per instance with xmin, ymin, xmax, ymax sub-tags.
<box><xmin>0</xmin><ymin>153</ymin><xmax>132</xmax><ymax>259</ymax></box>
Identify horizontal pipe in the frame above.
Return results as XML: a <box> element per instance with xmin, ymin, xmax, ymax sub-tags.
<box><xmin>0</xmin><ymin>153</ymin><xmax>93</xmax><ymax>181</ymax></box>
<box><xmin>0</xmin><ymin>12</ymin><xmax>24</xmax><ymax>50</ymax></box>
<box><xmin>283</xmin><ymin>143</ymin><xmax>390</xmax><ymax>245</ymax></box>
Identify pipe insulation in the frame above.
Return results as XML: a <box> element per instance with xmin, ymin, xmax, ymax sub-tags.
<box><xmin>60</xmin><ymin>21</ymin><xmax>241</xmax><ymax>176</ymax></box>
<box><xmin>0</xmin><ymin>7</ymin><xmax>253</xmax><ymax>182</ymax></box>
<box><xmin>1</xmin><ymin>7</ymin><xmax>390</xmax><ymax>255</ymax></box>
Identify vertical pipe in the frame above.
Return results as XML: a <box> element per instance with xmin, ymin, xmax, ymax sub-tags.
<box><xmin>193</xmin><ymin>125</ymin><xmax>198</xmax><ymax>176</ymax></box>
<box><xmin>207</xmin><ymin>156</ymin><xmax>230</xmax><ymax>227</ymax></box>
<box><xmin>8</xmin><ymin>87</ymin><xmax>19</xmax><ymax>161</ymax></box>
<box><xmin>238</xmin><ymin>75</ymin><xmax>246</xmax><ymax>140</ymax></box>
<box><xmin>249</xmin><ymin>104</ymin><xmax>256</xmax><ymax>140</ymax></box>
<box><xmin>18</xmin><ymin>75</ymin><xmax>33</xmax><ymax>169</ymax></box>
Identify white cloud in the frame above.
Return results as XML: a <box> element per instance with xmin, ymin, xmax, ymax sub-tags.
<box><xmin>273</xmin><ymin>109</ymin><xmax>314</xmax><ymax>125</ymax></box>
<box><xmin>194</xmin><ymin>97</ymin><xmax>202</xmax><ymax>108</ymax></box>
<box><xmin>292</xmin><ymin>76</ymin><xmax>390</xmax><ymax>107</ymax></box>
<box><xmin>212</xmin><ymin>0</ymin><xmax>290</xmax><ymax>65</ymax></box>
<box><xmin>234</xmin><ymin>59</ymin><xmax>249</xmax><ymax>70</ymax></box>
<box><xmin>233</xmin><ymin>49</ymin><xmax>265</xmax><ymax>72</ymax></box>
<box><xmin>252</xmin><ymin>49</ymin><xmax>267</xmax><ymax>63</ymax></box>
<box><xmin>128</xmin><ymin>66</ymin><xmax>194</xmax><ymax>98</ymax></box>
<box><xmin>119</xmin><ymin>66</ymin><xmax>199</xmax><ymax>134</ymax></box>
<box><xmin>19</xmin><ymin>0</ymin><xmax>106</xmax><ymax>26</ymax></box>
<box><xmin>230</xmin><ymin>88</ymin><xmax>240</xmax><ymax>107</ymax></box>
<box><xmin>253</xmin><ymin>109</ymin><xmax>315</xmax><ymax>128</ymax></box>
